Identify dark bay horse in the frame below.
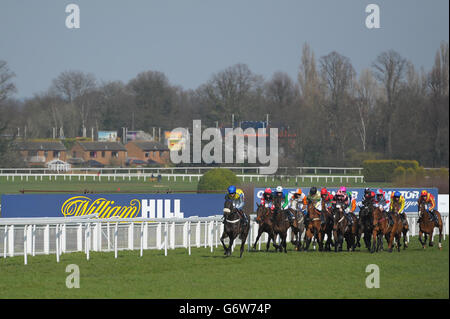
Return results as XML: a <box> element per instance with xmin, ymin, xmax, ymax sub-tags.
<box><xmin>288</xmin><ymin>208</ymin><xmax>305</xmax><ymax>251</ymax></box>
<box><xmin>320</xmin><ymin>200</ymin><xmax>334</xmax><ymax>251</ymax></box>
<box><xmin>220</xmin><ymin>200</ymin><xmax>250</xmax><ymax>257</ymax></box>
<box><xmin>418</xmin><ymin>201</ymin><xmax>443</xmax><ymax>250</ymax></box>
<box><xmin>253</xmin><ymin>203</ymin><xmax>278</xmax><ymax>251</ymax></box>
<box><xmin>332</xmin><ymin>203</ymin><xmax>358</xmax><ymax>252</ymax></box>
<box><xmin>270</xmin><ymin>196</ymin><xmax>299</xmax><ymax>253</ymax></box>
<box><xmin>358</xmin><ymin>202</ymin><xmax>374</xmax><ymax>250</ymax></box>
<box><xmin>371</xmin><ymin>205</ymin><xmax>401</xmax><ymax>253</ymax></box>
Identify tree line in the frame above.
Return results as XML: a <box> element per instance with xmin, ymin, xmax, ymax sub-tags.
<box><xmin>0</xmin><ymin>42</ymin><xmax>448</xmax><ymax>168</ymax></box>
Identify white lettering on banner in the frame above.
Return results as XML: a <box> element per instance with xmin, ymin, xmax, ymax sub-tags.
<box><xmin>141</xmin><ymin>199</ymin><xmax>184</xmax><ymax>218</ymax></box>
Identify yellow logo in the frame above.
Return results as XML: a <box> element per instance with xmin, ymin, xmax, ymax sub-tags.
<box><xmin>61</xmin><ymin>196</ymin><xmax>141</xmax><ymax>219</ymax></box>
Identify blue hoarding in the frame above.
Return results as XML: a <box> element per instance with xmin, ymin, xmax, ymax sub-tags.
<box><xmin>1</xmin><ymin>194</ymin><xmax>225</xmax><ymax>218</ymax></box>
<box><xmin>254</xmin><ymin>188</ymin><xmax>439</xmax><ymax>213</ymax></box>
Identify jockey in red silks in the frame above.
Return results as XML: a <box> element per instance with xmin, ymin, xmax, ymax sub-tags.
<box><xmin>260</xmin><ymin>188</ymin><xmax>275</xmax><ymax>211</ymax></box>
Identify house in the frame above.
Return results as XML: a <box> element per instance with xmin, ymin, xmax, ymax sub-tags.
<box><xmin>70</xmin><ymin>141</ymin><xmax>127</xmax><ymax>166</ymax></box>
<box><xmin>15</xmin><ymin>140</ymin><xmax>67</xmax><ymax>166</ymax></box>
<box><xmin>125</xmin><ymin>141</ymin><xmax>170</xmax><ymax>164</ymax></box>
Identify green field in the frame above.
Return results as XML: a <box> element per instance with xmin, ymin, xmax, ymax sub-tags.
<box><xmin>0</xmin><ymin>238</ymin><xmax>448</xmax><ymax>299</ymax></box>
<box><xmin>0</xmin><ymin>176</ymin><xmax>392</xmax><ymax>196</ymax></box>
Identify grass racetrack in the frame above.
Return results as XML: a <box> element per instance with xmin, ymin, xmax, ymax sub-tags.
<box><xmin>0</xmin><ymin>237</ymin><xmax>448</xmax><ymax>299</ymax></box>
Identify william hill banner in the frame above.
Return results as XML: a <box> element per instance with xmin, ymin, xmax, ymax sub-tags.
<box><xmin>1</xmin><ymin>194</ymin><xmax>225</xmax><ymax>218</ymax></box>
<box><xmin>254</xmin><ymin>188</ymin><xmax>439</xmax><ymax>213</ymax></box>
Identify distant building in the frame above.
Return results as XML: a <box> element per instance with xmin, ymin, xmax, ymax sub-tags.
<box><xmin>71</xmin><ymin>141</ymin><xmax>127</xmax><ymax>166</ymax></box>
<box><xmin>125</xmin><ymin>141</ymin><xmax>169</xmax><ymax>164</ymax></box>
<box><xmin>14</xmin><ymin>141</ymin><xmax>67</xmax><ymax>166</ymax></box>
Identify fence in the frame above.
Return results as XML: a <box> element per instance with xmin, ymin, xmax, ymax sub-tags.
<box><xmin>0</xmin><ymin>213</ymin><xmax>448</xmax><ymax>265</ymax></box>
<box><xmin>0</xmin><ymin>173</ymin><xmax>364</xmax><ymax>184</ymax></box>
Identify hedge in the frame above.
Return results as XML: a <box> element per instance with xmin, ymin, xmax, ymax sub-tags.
<box><xmin>363</xmin><ymin>160</ymin><xmax>420</xmax><ymax>182</ymax></box>
<box><xmin>197</xmin><ymin>168</ymin><xmax>239</xmax><ymax>192</ymax></box>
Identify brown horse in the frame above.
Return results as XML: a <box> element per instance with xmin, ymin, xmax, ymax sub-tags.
<box><xmin>270</xmin><ymin>196</ymin><xmax>299</xmax><ymax>253</ymax></box>
<box><xmin>286</xmin><ymin>207</ymin><xmax>305</xmax><ymax>251</ymax></box>
<box><xmin>332</xmin><ymin>203</ymin><xmax>358</xmax><ymax>252</ymax></box>
<box><xmin>220</xmin><ymin>200</ymin><xmax>250</xmax><ymax>257</ymax></box>
<box><xmin>304</xmin><ymin>201</ymin><xmax>323</xmax><ymax>251</ymax></box>
<box><xmin>252</xmin><ymin>203</ymin><xmax>278</xmax><ymax>251</ymax></box>
<box><xmin>418</xmin><ymin>201</ymin><xmax>443</xmax><ymax>250</ymax></box>
<box><xmin>358</xmin><ymin>201</ymin><xmax>374</xmax><ymax>250</ymax></box>
<box><xmin>371</xmin><ymin>205</ymin><xmax>401</xmax><ymax>253</ymax></box>
<box><xmin>391</xmin><ymin>199</ymin><xmax>409</xmax><ymax>250</ymax></box>
<box><xmin>320</xmin><ymin>200</ymin><xmax>335</xmax><ymax>251</ymax></box>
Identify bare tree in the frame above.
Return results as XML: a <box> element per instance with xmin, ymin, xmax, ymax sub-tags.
<box><xmin>372</xmin><ymin>50</ymin><xmax>407</xmax><ymax>157</ymax></box>
<box><xmin>51</xmin><ymin>70</ymin><xmax>97</xmax><ymax>136</ymax></box>
<box><xmin>320</xmin><ymin>51</ymin><xmax>356</xmax><ymax>163</ymax></box>
<box><xmin>0</xmin><ymin>60</ymin><xmax>17</xmax><ymax>104</ymax></box>
<box><xmin>354</xmin><ymin>69</ymin><xmax>378</xmax><ymax>151</ymax></box>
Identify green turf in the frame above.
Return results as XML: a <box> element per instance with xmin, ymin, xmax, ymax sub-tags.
<box><xmin>0</xmin><ymin>176</ymin><xmax>392</xmax><ymax>196</ymax></box>
<box><xmin>0</xmin><ymin>237</ymin><xmax>447</xmax><ymax>299</ymax></box>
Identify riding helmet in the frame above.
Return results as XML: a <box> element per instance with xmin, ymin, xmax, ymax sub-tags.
<box><xmin>228</xmin><ymin>185</ymin><xmax>236</xmax><ymax>194</ymax></box>
<box><xmin>394</xmin><ymin>191</ymin><xmax>401</xmax><ymax>198</ymax></box>
<box><xmin>276</xmin><ymin>186</ymin><xmax>283</xmax><ymax>193</ymax></box>
<box><xmin>310</xmin><ymin>187</ymin><xmax>317</xmax><ymax>195</ymax></box>
<box><xmin>264</xmin><ymin>188</ymin><xmax>272</xmax><ymax>194</ymax></box>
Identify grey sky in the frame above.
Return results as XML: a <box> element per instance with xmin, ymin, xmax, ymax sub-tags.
<box><xmin>0</xmin><ymin>0</ymin><xmax>448</xmax><ymax>99</ymax></box>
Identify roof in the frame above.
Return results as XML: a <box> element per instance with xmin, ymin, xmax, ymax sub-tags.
<box><xmin>14</xmin><ymin>141</ymin><xmax>66</xmax><ymax>151</ymax></box>
<box><xmin>129</xmin><ymin>141</ymin><xmax>169</xmax><ymax>151</ymax></box>
<box><xmin>76</xmin><ymin>141</ymin><xmax>127</xmax><ymax>151</ymax></box>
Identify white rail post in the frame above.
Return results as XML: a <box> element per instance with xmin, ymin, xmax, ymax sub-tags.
<box><xmin>188</xmin><ymin>221</ymin><xmax>191</xmax><ymax>256</ymax></box>
<box><xmin>8</xmin><ymin>225</ymin><xmax>14</xmax><ymax>257</ymax></box>
<box><xmin>44</xmin><ymin>224</ymin><xmax>49</xmax><ymax>254</ymax></box>
<box><xmin>210</xmin><ymin>220</ymin><xmax>214</xmax><ymax>253</ymax></box>
<box><xmin>23</xmin><ymin>225</ymin><xmax>28</xmax><ymax>265</ymax></box>
<box><xmin>164</xmin><ymin>222</ymin><xmax>168</xmax><ymax>256</ymax></box>
<box><xmin>170</xmin><ymin>221</ymin><xmax>175</xmax><ymax>249</ymax></box>
<box><xmin>77</xmin><ymin>224</ymin><xmax>82</xmax><ymax>251</ymax></box>
<box><xmin>107</xmin><ymin>222</ymin><xmax>110</xmax><ymax>251</ymax></box>
<box><xmin>86</xmin><ymin>223</ymin><xmax>90</xmax><ymax>261</ymax></box>
<box><xmin>32</xmin><ymin>225</ymin><xmax>36</xmax><ymax>256</ymax></box>
<box><xmin>114</xmin><ymin>222</ymin><xmax>118</xmax><ymax>259</ymax></box>
<box><xmin>56</xmin><ymin>224</ymin><xmax>60</xmax><ymax>263</ymax></box>
<box><xmin>140</xmin><ymin>222</ymin><xmax>144</xmax><ymax>257</ymax></box>
<box><xmin>3</xmin><ymin>225</ymin><xmax>7</xmax><ymax>259</ymax></box>
<box><xmin>196</xmin><ymin>221</ymin><xmax>201</xmax><ymax>248</ymax></box>
<box><xmin>204</xmin><ymin>221</ymin><xmax>207</xmax><ymax>248</ymax></box>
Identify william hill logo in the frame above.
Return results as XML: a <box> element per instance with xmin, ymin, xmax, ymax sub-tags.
<box><xmin>61</xmin><ymin>196</ymin><xmax>184</xmax><ymax>219</ymax></box>
<box><xmin>61</xmin><ymin>196</ymin><xmax>141</xmax><ymax>219</ymax></box>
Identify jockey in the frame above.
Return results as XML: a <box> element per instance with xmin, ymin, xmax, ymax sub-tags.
<box><xmin>418</xmin><ymin>190</ymin><xmax>437</xmax><ymax>223</ymax></box>
<box><xmin>362</xmin><ymin>188</ymin><xmax>376</xmax><ymax>207</ymax></box>
<box><xmin>273</xmin><ymin>186</ymin><xmax>293</xmax><ymax>223</ymax></box>
<box><xmin>289</xmin><ymin>188</ymin><xmax>307</xmax><ymax>214</ymax></box>
<box><xmin>320</xmin><ymin>187</ymin><xmax>334</xmax><ymax>210</ymax></box>
<box><xmin>224</xmin><ymin>185</ymin><xmax>248</xmax><ymax>226</ymax></box>
<box><xmin>260</xmin><ymin>188</ymin><xmax>275</xmax><ymax>211</ymax></box>
<box><xmin>374</xmin><ymin>188</ymin><xmax>393</xmax><ymax>225</ymax></box>
<box><xmin>273</xmin><ymin>186</ymin><xmax>289</xmax><ymax>210</ymax></box>
<box><xmin>390</xmin><ymin>191</ymin><xmax>406</xmax><ymax>223</ymax></box>
<box><xmin>307</xmin><ymin>186</ymin><xmax>324</xmax><ymax>224</ymax></box>
<box><xmin>336</xmin><ymin>186</ymin><xmax>356</xmax><ymax>225</ymax></box>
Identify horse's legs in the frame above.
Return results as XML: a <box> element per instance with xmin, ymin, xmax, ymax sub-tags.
<box><xmin>253</xmin><ymin>227</ymin><xmax>263</xmax><ymax>250</ymax></box>
<box><xmin>429</xmin><ymin>228</ymin><xmax>434</xmax><ymax>247</ymax></box>
<box><xmin>387</xmin><ymin>231</ymin><xmax>395</xmax><ymax>253</ymax></box>
<box><xmin>418</xmin><ymin>230</ymin><xmax>425</xmax><ymax>248</ymax></box>
<box><xmin>304</xmin><ymin>229</ymin><xmax>312</xmax><ymax>251</ymax></box>
<box><xmin>220</xmin><ymin>232</ymin><xmax>229</xmax><ymax>255</ymax></box>
<box><xmin>280</xmin><ymin>232</ymin><xmax>287</xmax><ymax>253</ymax></box>
<box><xmin>239</xmin><ymin>231</ymin><xmax>248</xmax><ymax>258</ymax></box>
<box><xmin>227</xmin><ymin>236</ymin><xmax>235</xmax><ymax>257</ymax></box>
<box><xmin>438</xmin><ymin>225</ymin><xmax>443</xmax><ymax>250</ymax></box>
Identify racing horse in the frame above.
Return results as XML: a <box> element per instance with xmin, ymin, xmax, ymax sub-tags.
<box><xmin>320</xmin><ymin>200</ymin><xmax>335</xmax><ymax>251</ymax></box>
<box><xmin>418</xmin><ymin>201</ymin><xmax>443</xmax><ymax>250</ymax></box>
<box><xmin>252</xmin><ymin>203</ymin><xmax>278</xmax><ymax>251</ymax></box>
<box><xmin>304</xmin><ymin>201</ymin><xmax>324</xmax><ymax>251</ymax></box>
<box><xmin>332</xmin><ymin>202</ymin><xmax>358</xmax><ymax>252</ymax></box>
<box><xmin>391</xmin><ymin>199</ymin><xmax>409</xmax><ymax>250</ymax></box>
<box><xmin>358</xmin><ymin>202</ymin><xmax>374</xmax><ymax>251</ymax></box>
<box><xmin>220</xmin><ymin>199</ymin><xmax>250</xmax><ymax>257</ymax></box>
<box><xmin>270</xmin><ymin>196</ymin><xmax>300</xmax><ymax>253</ymax></box>
<box><xmin>288</xmin><ymin>208</ymin><xmax>305</xmax><ymax>251</ymax></box>
<box><xmin>371</xmin><ymin>204</ymin><xmax>401</xmax><ymax>253</ymax></box>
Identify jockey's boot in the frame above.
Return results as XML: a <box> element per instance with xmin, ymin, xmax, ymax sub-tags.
<box><xmin>319</xmin><ymin>211</ymin><xmax>325</xmax><ymax>225</ymax></box>
<box><xmin>387</xmin><ymin>212</ymin><xmax>394</xmax><ymax>226</ymax></box>
<box><xmin>429</xmin><ymin>210</ymin><xmax>437</xmax><ymax>224</ymax></box>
